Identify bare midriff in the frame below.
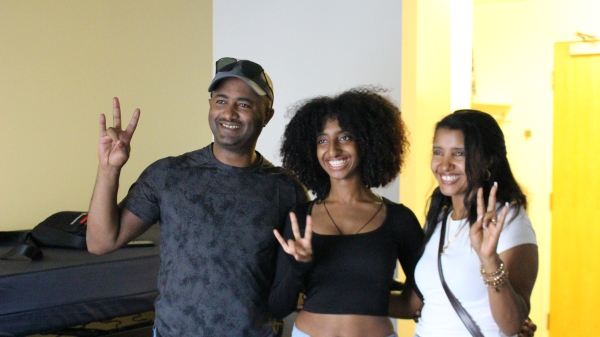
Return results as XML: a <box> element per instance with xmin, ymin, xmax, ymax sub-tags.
<box><xmin>295</xmin><ymin>311</ymin><xmax>395</xmax><ymax>337</ymax></box>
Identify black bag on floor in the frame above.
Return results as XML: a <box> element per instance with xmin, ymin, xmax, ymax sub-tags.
<box><xmin>30</xmin><ymin>211</ymin><xmax>88</xmax><ymax>249</ymax></box>
<box><xmin>0</xmin><ymin>211</ymin><xmax>88</xmax><ymax>261</ymax></box>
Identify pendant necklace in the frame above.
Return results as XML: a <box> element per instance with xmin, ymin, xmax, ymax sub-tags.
<box><xmin>323</xmin><ymin>196</ymin><xmax>383</xmax><ymax>235</ymax></box>
<box><xmin>441</xmin><ymin>216</ymin><xmax>468</xmax><ymax>254</ymax></box>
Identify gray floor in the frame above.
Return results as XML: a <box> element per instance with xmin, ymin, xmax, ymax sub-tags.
<box><xmin>29</xmin><ymin>311</ymin><xmax>304</xmax><ymax>337</ymax></box>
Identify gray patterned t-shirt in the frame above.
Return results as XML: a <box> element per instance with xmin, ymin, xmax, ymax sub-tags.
<box><xmin>121</xmin><ymin>144</ymin><xmax>308</xmax><ymax>337</ymax></box>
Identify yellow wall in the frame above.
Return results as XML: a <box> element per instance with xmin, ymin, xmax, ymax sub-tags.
<box><xmin>0</xmin><ymin>0</ymin><xmax>213</xmax><ymax>231</ymax></box>
<box><xmin>400</xmin><ymin>0</ymin><xmax>452</xmax><ymax>224</ymax></box>
<box><xmin>474</xmin><ymin>1</ymin><xmax>600</xmax><ymax>336</ymax></box>
<box><xmin>401</xmin><ymin>0</ymin><xmax>474</xmax><ymax>222</ymax></box>
<box><xmin>400</xmin><ymin>0</ymin><xmax>474</xmax><ymax>334</ymax></box>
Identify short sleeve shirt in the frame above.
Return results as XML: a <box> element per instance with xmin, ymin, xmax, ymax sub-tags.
<box><xmin>121</xmin><ymin>144</ymin><xmax>308</xmax><ymax>337</ymax></box>
<box><xmin>414</xmin><ymin>206</ymin><xmax>537</xmax><ymax>337</ymax></box>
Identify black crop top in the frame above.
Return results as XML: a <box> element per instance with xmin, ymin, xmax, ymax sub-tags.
<box><xmin>268</xmin><ymin>198</ymin><xmax>424</xmax><ymax>318</ymax></box>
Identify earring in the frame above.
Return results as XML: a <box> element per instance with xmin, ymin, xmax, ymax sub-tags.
<box><xmin>486</xmin><ymin>170</ymin><xmax>491</xmax><ymax>181</ymax></box>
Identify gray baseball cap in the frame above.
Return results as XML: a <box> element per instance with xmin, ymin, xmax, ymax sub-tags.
<box><xmin>208</xmin><ymin>58</ymin><xmax>274</xmax><ymax>104</ymax></box>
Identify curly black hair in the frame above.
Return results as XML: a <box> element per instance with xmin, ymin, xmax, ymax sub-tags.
<box><xmin>280</xmin><ymin>86</ymin><xmax>409</xmax><ymax>200</ymax></box>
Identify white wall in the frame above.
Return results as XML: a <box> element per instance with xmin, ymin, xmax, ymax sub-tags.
<box><xmin>474</xmin><ymin>0</ymin><xmax>600</xmax><ymax>336</ymax></box>
<box><xmin>214</xmin><ymin>2</ymin><xmax>403</xmax><ymax>335</ymax></box>
<box><xmin>213</xmin><ymin>0</ymin><xmax>402</xmax><ymax>202</ymax></box>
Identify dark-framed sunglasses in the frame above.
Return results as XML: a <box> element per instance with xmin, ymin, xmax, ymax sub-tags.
<box><xmin>215</xmin><ymin>57</ymin><xmax>273</xmax><ymax>101</ymax></box>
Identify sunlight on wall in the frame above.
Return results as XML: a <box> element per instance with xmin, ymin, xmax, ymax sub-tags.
<box><xmin>400</xmin><ymin>0</ymin><xmax>474</xmax><ymax>334</ymax></box>
<box><xmin>474</xmin><ymin>1</ymin><xmax>600</xmax><ymax>336</ymax></box>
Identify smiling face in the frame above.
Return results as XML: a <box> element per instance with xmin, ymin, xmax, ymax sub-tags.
<box><xmin>431</xmin><ymin>128</ymin><xmax>469</xmax><ymax>205</ymax></box>
<box><xmin>208</xmin><ymin>77</ymin><xmax>274</xmax><ymax>157</ymax></box>
<box><xmin>316</xmin><ymin>119</ymin><xmax>361</xmax><ymax>182</ymax></box>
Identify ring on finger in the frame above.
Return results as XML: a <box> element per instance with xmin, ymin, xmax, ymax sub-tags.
<box><xmin>491</xmin><ymin>218</ymin><xmax>498</xmax><ymax>223</ymax></box>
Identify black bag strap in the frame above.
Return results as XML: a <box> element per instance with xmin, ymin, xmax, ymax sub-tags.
<box><xmin>0</xmin><ymin>231</ymin><xmax>43</xmax><ymax>261</ymax></box>
<box><xmin>437</xmin><ymin>210</ymin><xmax>484</xmax><ymax>337</ymax></box>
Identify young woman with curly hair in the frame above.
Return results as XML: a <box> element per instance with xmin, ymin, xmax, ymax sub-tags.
<box><xmin>268</xmin><ymin>87</ymin><xmax>424</xmax><ymax>337</ymax></box>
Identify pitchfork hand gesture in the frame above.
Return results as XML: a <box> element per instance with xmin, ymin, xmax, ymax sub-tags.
<box><xmin>470</xmin><ymin>182</ymin><xmax>509</xmax><ymax>263</ymax></box>
<box><xmin>274</xmin><ymin>212</ymin><xmax>313</xmax><ymax>263</ymax></box>
<box><xmin>98</xmin><ymin>97</ymin><xmax>140</xmax><ymax>169</ymax></box>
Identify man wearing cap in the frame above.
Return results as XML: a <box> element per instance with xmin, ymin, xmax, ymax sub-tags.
<box><xmin>86</xmin><ymin>58</ymin><xmax>309</xmax><ymax>336</ymax></box>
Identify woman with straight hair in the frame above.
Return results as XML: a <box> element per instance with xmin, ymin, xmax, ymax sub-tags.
<box><xmin>389</xmin><ymin>109</ymin><xmax>538</xmax><ymax>337</ymax></box>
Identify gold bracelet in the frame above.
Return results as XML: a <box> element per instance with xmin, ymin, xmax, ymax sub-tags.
<box><xmin>480</xmin><ymin>261</ymin><xmax>509</xmax><ymax>292</ymax></box>
<box><xmin>480</xmin><ymin>262</ymin><xmax>505</xmax><ymax>277</ymax></box>
<box><xmin>484</xmin><ymin>272</ymin><xmax>509</xmax><ymax>292</ymax></box>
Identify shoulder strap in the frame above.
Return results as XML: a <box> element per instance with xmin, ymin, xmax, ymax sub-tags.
<box><xmin>437</xmin><ymin>211</ymin><xmax>484</xmax><ymax>337</ymax></box>
<box><xmin>0</xmin><ymin>231</ymin><xmax>43</xmax><ymax>261</ymax></box>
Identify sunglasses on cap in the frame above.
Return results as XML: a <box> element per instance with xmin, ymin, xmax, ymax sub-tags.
<box><xmin>214</xmin><ymin>57</ymin><xmax>274</xmax><ymax>102</ymax></box>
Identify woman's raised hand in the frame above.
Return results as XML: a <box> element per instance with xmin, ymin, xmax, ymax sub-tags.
<box><xmin>98</xmin><ymin>97</ymin><xmax>140</xmax><ymax>169</ymax></box>
<box><xmin>470</xmin><ymin>182</ymin><xmax>509</xmax><ymax>261</ymax></box>
<box><xmin>273</xmin><ymin>212</ymin><xmax>313</xmax><ymax>263</ymax></box>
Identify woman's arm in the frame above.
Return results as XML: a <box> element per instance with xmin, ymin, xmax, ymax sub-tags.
<box><xmin>268</xmin><ymin>248</ymin><xmax>312</xmax><ymax>318</ymax></box>
<box><xmin>470</xmin><ymin>185</ymin><xmax>539</xmax><ymax>335</ymax></box>
<box><xmin>389</xmin><ymin>205</ymin><xmax>426</xmax><ymax>319</ymax></box>
<box><xmin>388</xmin><ymin>284</ymin><xmax>423</xmax><ymax>319</ymax></box>
<box><xmin>487</xmin><ymin>244</ymin><xmax>538</xmax><ymax>335</ymax></box>
<box><xmin>268</xmin><ymin>212</ymin><xmax>314</xmax><ymax>318</ymax></box>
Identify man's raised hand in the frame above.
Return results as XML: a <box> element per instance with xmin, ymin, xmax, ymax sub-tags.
<box><xmin>98</xmin><ymin>97</ymin><xmax>140</xmax><ymax>168</ymax></box>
